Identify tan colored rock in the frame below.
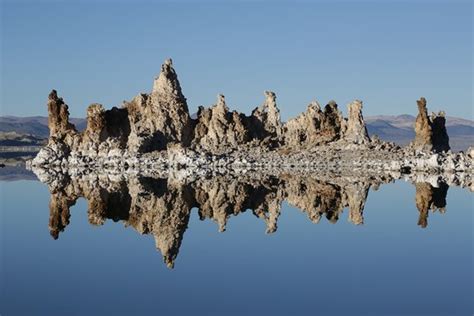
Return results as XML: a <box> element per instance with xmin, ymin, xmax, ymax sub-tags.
<box><xmin>126</xmin><ymin>59</ymin><xmax>191</xmax><ymax>152</ymax></box>
<box><xmin>248</xmin><ymin>91</ymin><xmax>283</xmax><ymax>143</ymax></box>
<box><xmin>192</xmin><ymin>94</ymin><xmax>249</xmax><ymax>151</ymax></box>
<box><xmin>149</xmin><ymin>58</ymin><xmax>191</xmax><ymax>145</ymax></box>
<box><xmin>413</xmin><ymin>97</ymin><xmax>451</xmax><ymax>153</ymax></box>
<box><xmin>343</xmin><ymin>100</ymin><xmax>370</xmax><ymax>144</ymax></box>
<box><xmin>414</xmin><ymin>97</ymin><xmax>433</xmax><ymax>151</ymax></box>
<box><xmin>284</xmin><ymin>101</ymin><xmax>323</xmax><ymax>148</ymax></box>
<box><xmin>34</xmin><ymin>59</ymin><xmax>457</xmax><ymax>168</ymax></box>
<box><xmin>83</xmin><ymin>103</ymin><xmax>107</xmax><ymax>144</ymax></box>
<box><xmin>47</xmin><ymin>90</ymin><xmax>77</xmax><ymax>138</ymax></box>
<box><xmin>319</xmin><ymin>101</ymin><xmax>345</xmax><ymax>144</ymax></box>
<box><xmin>284</xmin><ymin>100</ymin><xmax>344</xmax><ymax>147</ymax></box>
<box><xmin>284</xmin><ymin>100</ymin><xmax>345</xmax><ymax>147</ymax></box>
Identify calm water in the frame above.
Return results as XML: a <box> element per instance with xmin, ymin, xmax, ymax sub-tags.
<box><xmin>1</xmin><ymin>174</ymin><xmax>473</xmax><ymax>316</ymax></box>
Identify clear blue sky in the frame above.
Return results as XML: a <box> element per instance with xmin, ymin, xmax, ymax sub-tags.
<box><xmin>1</xmin><ymin>0</ymin><xmax>472</xmax><ymax>120</ymax></box>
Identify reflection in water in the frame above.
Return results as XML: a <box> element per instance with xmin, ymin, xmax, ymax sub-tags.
<box><xmin>415</xmin><ymin>182</ymin><xmax>449</xmax><ymax>228</ymax></box>
<box><xmin>46</xmin><ymin>174</ymin><xmax>455</xmax><ymax>268</ymax></box>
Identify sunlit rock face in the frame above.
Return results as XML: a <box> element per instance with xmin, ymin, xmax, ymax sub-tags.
<box><xmin>192</xmin><ymin>95</ymin><xmax>250</xmax><ymax>151</ymax></box>
<box><xmin>283</xmin><ymin>100</ymin><xmax>346</xmax><ymax>148</ymax></box>
<box><xmin>343</xmin><ymin>100</ymin><xmax>370</xmax><ymax>145</ymax></box>
<box><xmin>31</xmin><ymin>59</ymin><xmax>470</xmax><ymax>175</ymax></box>
<box><xmin>413</xmin><ymin>97</ymin><xmax>450</xmax><ymax>153</ymax></box>
<box><xmin>81</xmin><ymin>104</ymin><xmax>129</xmax><ymax>152</ymax></box>
<box><xmin>47</xmin><ymin>90</ymin><xmax>77</xmax><ymax>139</ymax></box>
<box><xmin>244</xmin><ymin>91</ymin><xmax>283</xmax><ymax>146</ymax></box>
<box><xmin>126</xmin><ymin>59</ymin><xmax>192</xmax><ymax>152</ymax></box>
<box><xmin>414</xmin><ymin>97</ymin><xmax>433</xmax><ymax>151</ymax></box>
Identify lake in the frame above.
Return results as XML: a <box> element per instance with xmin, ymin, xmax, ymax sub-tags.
<box><xmin>1</xmin><ymin>171</ymin><xmax>472</xmax><ymax>315</ymax></box>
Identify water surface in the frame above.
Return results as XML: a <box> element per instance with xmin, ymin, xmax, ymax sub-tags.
<box><xmin>1</xmin><ymin>173</ymin><xmax>472</xmax><ymax>315</ymax></box>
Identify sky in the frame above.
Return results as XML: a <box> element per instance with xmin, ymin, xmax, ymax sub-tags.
<box><xmin>1</xmin><ymin>0</ymin><xmax>472</xmax><ymax>120</ymax></box>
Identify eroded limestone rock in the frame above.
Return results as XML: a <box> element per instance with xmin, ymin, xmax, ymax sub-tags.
<box><xmin>343</xmin><ymin>100</ymin><xmax>370</xmax><ymax>145</ymax></box>
<box><xmin>284</xmin><ymin>100</ymin><xmax>345</xmax><ymax>148</ymax></box>
<box><xmin>248</xmin><ymin>91</ymin><xmax>283</xmax><ymax>144</ymax></box>
<box><xmin>83</xmin><ymin>104</ymin><xmax>107</xmax><ymax>145</ymax></box>
<box><xmin>414</xmin><ymin>97</ymin><xmax>432</xmax><ymax>151</ymax></box>
<box><xmin>126</xmin><ymin>59</ymin><xmax>191</xmax><ymax>152</ymax></box>
<box><xmin>33</xmin><ymin>60</ymin><xmax>459</xmax><ymax>171</ymax></box>
<box><xmin>413</xmin><ymin>97</ymin><xmax>450</xmax><ymax>153</ymax></box>
<box><xmin>192</xmin><ymin>95</ymin><xmax>249</xmax><ymax>151</ymax></box>
<box><xmin>47</xmin><ymin>90</ymin><xmax>77</xmax><ymax>138</ymax></box>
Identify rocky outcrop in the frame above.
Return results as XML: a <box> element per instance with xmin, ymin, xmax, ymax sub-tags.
<box><xmin>83</xmin><ymin>104</ymin><xmax>107</xmax><ymax>145</ymax></box>
<box><xmin>32</xmin><ymin>60</ymin><xmax>461</xmax><ymax>171</ymax></box>
<box><xmin>126</xmin><ymin>58</ymin><xmax>191</xmax><ymax>152</ymax></box>
<box><xmin>343</xmin><ymin>100</ymin><xmax>370</xmax><ymax>145</ymax></box>
<box><xmin>192</xmin><ymin>95</ymin><xmax>249</xmax><ymax>151</ymax></box>
<box><xmin>47</xmin><ymin>90</ymin><xmax>77</xmax><ymax>139</ymax></box>
<box><xmin>284</xmin><ymin>100</ymin><xmax>346</xmax><ymax>148</ymax></box>
<box><xmin>414</xmin><ymin>97</ymin><xmax>432</xmax><ymax>151</ymax></box>
<box><xmin>413</xmin><ymin>97</ymin><xmax>450</xmax><ymax>153</ymax></box>
<box><xmin>247</xmin><ymin>91</ymin><xmax>283</xmax><ymax>144</ymax></box>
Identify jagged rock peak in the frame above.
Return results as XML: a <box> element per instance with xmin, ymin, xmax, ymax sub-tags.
<box><xmin>250</xmin><ymin>91</ymin><xmax>283</xmax><ymax>140</ymax></box>
<box><xmin>414</xmin><ymin>97</ymin><xmax>433</xmax><ymax>151</ymax></box>
<box><xmin>47</xmin><ymin>89</ymin><xmax>76</xmax><ymax>138</ymax></box>
<box><xmin>126</xmin><ymin>59</ymin><xmax>191</xmax><ymax>150</ymax></box>
<box><xmin>216</xmin><ymin>94</ymin><xmax>229</xmax><ymax>112</ymax></box>
<box><xmin>263</xmin><ymin>91</ymin><xmax>282</xmax><ymax>136</ymax></box>
<box><xmin>84</xmin><ymin>104</ymin><xmax>107</xmax><ymax>144</ymax></box>
<box><xmin>192</xmin><ymin>94</ymin><xmax>249</xmax><ymax>150</ymax></box>
<box><xmin>284</xmin><ymin>99</ymin><xmax>348</xmax><ymax>148</ymax></box>
<box><xmin>284</xmin><ymin>100</ymin><xmax>324</xmax><ymax>147</ymax></box>
<box><xmin>344</xmin><ymin>100</ymin><xmax>370</xmax><ymax>144</ymax></box>
<box><xmin>413</xmin><ymin>97</ymin><xmax>450</xmax><ymax>152</ymax></box>
<box><xmin>152</xmin><ymin>58</ymin><xmax>187</xmax><ymax>105</ymax></box>
<box><xmin>308</xmin><ymin>100</ymin><xmax>321</xmax><ymax>111</ymax></box>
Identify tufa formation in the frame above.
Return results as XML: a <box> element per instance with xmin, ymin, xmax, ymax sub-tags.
<box><xmin>33</xmin><ymin>59</ymin><xmax>456</xmax><ymax>169</ymax></box>
<box><xmin>413</xmin><ymin>97</ymin><xmax>450</xmax><ymax>152</ymax></box>
<box><xmin>35</xmin><ymin>59</ymin><xmax>373</xmax><ymax>163</ymax></box>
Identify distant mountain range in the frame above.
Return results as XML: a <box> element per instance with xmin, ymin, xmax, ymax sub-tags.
<box><xmin>365</xmin><ymin>115</ymin><xmax>474</xmax><ymax>152</ymax></box>
<box><xmin>0</xmin><ymin>116</ymin><xmax>87</xmax><ymax>138</ymax></box>
<box><xmin>0</xmin><ymin>114</ymin><xmax>472</xmax><ymax>152</ymax></box>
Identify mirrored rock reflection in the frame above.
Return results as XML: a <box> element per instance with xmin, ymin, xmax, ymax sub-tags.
<box><xmin>45</xmin><ymin>173</ymin><xmax>468</xmax><ymax>268</ymax></box>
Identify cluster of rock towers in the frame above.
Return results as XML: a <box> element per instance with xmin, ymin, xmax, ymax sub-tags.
<box><xmin>45</xmin><ymin>58</ymin><xmax>449</xmax><ymax>157</ymax></box>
